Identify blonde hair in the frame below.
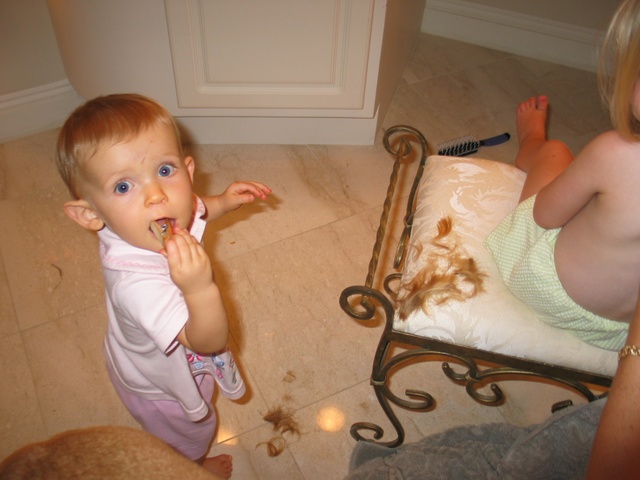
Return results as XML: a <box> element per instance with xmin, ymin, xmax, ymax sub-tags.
<box><xmin>599</xmin><ymin>0</ymin><xmax>640</xmax><ymax>140</ymax></box>
<box><xmin>396</xmin><ymin>217</ymin><xmax>486</xmax><ymax>321</ymax></box>
<box><xmin>55</xmin><ymin>93</ymin><xmax>184</xmax><ymax>198</ymax></box>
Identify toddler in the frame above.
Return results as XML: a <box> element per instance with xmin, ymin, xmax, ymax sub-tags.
<box><xmin>55</xmin><ymin>93</ymin><xmax>271</xmax><ymax>478</ymax></box>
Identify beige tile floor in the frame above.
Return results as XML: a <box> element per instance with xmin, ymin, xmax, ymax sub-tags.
<box><xmin>0</xmin><ymin>34</ymin><xmax>611</xmax><ymax>478</ymax></box>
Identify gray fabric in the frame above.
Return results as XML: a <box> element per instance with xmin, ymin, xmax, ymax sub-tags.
<box><xmin>346</xmin><ymin>398</ymin><xmax>605</xmax><ymax>480</ymax></box>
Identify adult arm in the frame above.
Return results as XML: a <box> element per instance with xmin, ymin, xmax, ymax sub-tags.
<box><xmin>586</xmin><ymin>286</ymin><xmax>640</xmax><ymax>479</ymax></box>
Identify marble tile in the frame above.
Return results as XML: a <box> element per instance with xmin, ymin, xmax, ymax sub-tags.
<box><xmin>0</xmin><ymin>123</ymin><xmax>105</xmax><ymax>333</ymax></box>
<box><xmin>515</xmin><ymin>56</ymin><xmax>603</xmax><ymax>116</ymax></box>
<box><xmin>412</xmin><ymin>58</ymin><xmax>544</xmax><ymax>127</ymax></box>
<box><xmin>0</xmin><ymin>333</ymin><xmax>47</xmax><ymax>458</ymax></box>
<box><xmin>0</xmin><ymin>252</ymin><xmax>18</xmax><ymax>339</ymax></box>
<box><xmin>20</xmin><ymin>305</ymin><xmax>137</xmax><ymax>436</ymax></box>
<box><xmin>514</xmin><ymin>58</ymin><xmax>611</xmax><ymax>145</ymax></box>
<box><xmin>0</xmin><ymin>196</ymin><xmax>104</xmax><ymax>331</ymax></box>
<box><xmin>382</xmin><ymin>79</ymin><xmax>465</xmax><ymax>149</ymax></box>
<box><xmin>0</xmin><ymin>129</ymin><xmax>62</xmax><ymax>201</ymax></box>
<box><xmin>212</xmin><ymin>208</ymin><xmax>393</xmax><ymax>412</ymax></box>
<box><xmin>494</xmin><ymin>56</ymin><xmax>609</xmax><ymax>148</ymax></box>
<box><xmin>192</xmin><ymin>142</ymin><xmax>412</xmax><ymax>263</ymax></box>
<box><xmin>403</xmin><ymin>34</ymin><xmax>509</xmax><ymax>85</ymax></box>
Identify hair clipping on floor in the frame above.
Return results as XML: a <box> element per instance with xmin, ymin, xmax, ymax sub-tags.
<box><xmin>437</xmin><ymin>132</ymin><xmax>510</xmax><ymax>157</ymax></box>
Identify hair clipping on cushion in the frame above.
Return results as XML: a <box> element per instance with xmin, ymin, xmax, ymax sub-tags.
<box><xmin>437</xmin><ymin>132</ymin><xmax>510</xmax><ymax>157</ymax></box>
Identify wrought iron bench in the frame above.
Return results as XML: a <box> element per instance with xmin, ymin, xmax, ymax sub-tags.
<box><xmin>340</xmin><ymin>125</ymin><xmax>615</xmax><ymax>448</ymax></box>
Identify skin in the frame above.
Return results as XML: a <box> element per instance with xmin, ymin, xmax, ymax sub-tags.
<box><xmin>587</xmin><ymin>288</ymin><xmax>640</xmax><ymax>479</ymax></box>
<box><xmin>514</xmin><ymin>95</ymin><xmax>640</xmax><ymax>324</ymax></box>
<box><xmin>62</xmin><ymin>123</ymin><xmax>271</xmax><ymax>478</ymax></box>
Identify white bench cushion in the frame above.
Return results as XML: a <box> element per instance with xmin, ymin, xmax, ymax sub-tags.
<box><xmin>394</xmin><ymin>155</ymin><xmax>617</xmax><ymax>377</ymax></box>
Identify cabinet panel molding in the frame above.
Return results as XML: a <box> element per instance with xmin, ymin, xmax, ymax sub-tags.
<box><xmin>165</xmin><ymin>0</ymin><xmax>375</xmax><ymax>112</ymax></box>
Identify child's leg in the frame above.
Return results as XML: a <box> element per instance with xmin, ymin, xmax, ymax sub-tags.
<box><xmin>514</xmin><ymin>95</ymin><xmax>574</xmax><ymax>202</ymax></box>
<box><xmin>107</xmin><ymin>368</ymin><xmax>229</xmax><ymax>471</ymax></box>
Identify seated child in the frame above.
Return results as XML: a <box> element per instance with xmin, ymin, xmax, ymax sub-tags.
<box><xmin>484</xmin><ymin>3</ymin><xmax>640</xmax><ymax>352</ymax></box>
<box><xmin>55</xmin><ymin>93</ymin><xmax>271</xmax><ymax>478</ymax></box>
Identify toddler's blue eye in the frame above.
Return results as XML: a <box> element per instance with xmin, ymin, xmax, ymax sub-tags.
<box><xmin>114</xmin><ymin>181</ymin><xmax>132</xmax><ymax>194</ymax></box>
<box><xmin>158</xmin><ymin>164</ymin><xmax>175</xmax><ymax>177</ymax></box>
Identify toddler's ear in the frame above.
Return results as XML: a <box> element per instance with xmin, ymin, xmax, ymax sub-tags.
<box><xmin>63</xmin><ymin>200</ymin><xmax>105</xmax><ymax>231</ymax></box>
<box><xmin>184</xmin><ymin>155</ymin><xmax>195</xmax><ymax>182</ymax></box>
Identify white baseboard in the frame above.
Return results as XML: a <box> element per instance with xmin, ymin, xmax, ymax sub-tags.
<box><xmin>422</xmin><ymin>0</ymin><xmax>601</xmax><ymax>72</ymax></box>
<box><xmin>178</xmin><ymin>112</ymin><xmax>380</xmax><ymax>146</ymax></box>
<box><xmin>0</xmin><ymin>80</ymin><xmax>83</xmax><ymax>144</ymax></box>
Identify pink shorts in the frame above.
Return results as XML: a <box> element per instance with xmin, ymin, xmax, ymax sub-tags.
<box><xmin>108</xmin><ymin>368</ymin><xmax>216</xmax><ymax>461</ymax></box>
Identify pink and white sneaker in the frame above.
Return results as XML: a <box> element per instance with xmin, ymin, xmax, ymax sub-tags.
<box><xmin>211</xmin><ymin>348</ymin><xmax>246</xmax><ymax>400</ymax></box>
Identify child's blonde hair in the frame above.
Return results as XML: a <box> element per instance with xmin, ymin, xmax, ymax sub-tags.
<box><xmin>56</xmin><ymin>93</ymin><xmax>184</xmax><ymax>199</ymax></box>
<box><xmin>599</xmin><ymin>0</ymin><xmax>640</xmax><ymax>140</ymax></box>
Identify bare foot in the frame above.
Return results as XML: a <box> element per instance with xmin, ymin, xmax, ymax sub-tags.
<box><xmin>515</xmin><ymin>95</ymin><xmax>549</xmax><ymax>171</ymax></box>
<box><xmin>202</xmin><ymin>454</ymin><xmax>233</xmax><ymax>479</ymax></box>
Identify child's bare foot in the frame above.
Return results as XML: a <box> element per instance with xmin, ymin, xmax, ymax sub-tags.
<box><xmin>202</xmin><ymin>454</ymin><xmax>233</xmax><ymax>479</ymax></box>
<box><xmin>515</xmin><ymin>95</ymin><xmax>549</xmax><ymax>171</ymax></box>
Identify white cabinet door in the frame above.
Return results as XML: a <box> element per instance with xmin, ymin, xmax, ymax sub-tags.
<box><xmin>165</xmin><ymin>0</ymin><xmax>378</xmax><ymax>116</ymax></box>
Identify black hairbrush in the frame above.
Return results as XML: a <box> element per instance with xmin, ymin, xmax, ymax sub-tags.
<box><xmin>437</xmin><ymin>132</ymin><xmax>511</xmax><ymax>157</ymax></box>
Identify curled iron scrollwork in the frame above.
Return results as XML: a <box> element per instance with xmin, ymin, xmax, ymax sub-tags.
<box><xmin>340</xmin><ymin>125</ymin><xmax>611</xmax><ymax>449</ymax></box>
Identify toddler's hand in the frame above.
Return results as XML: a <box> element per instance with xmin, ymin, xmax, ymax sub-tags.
<box><xmin>220</xmin><ymin>181</ymin><xmax>272</xmax><ymax>213</ymax></box>
<box><xmin>164</xmin><ymin>227</ymin><xmax>214</xmax><ymax>295</ymax></box>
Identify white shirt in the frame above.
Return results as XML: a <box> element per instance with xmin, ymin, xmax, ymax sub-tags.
<box><xmin>99</xmin><ymin>197</ymin><xmax>211</xmax><ymax>422</ymax></box>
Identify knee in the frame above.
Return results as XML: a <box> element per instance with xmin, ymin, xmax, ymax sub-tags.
<box><xmin>540</xmin><ymin>139</ymin><xmax>573</xmax><ymax>163</ymax></box>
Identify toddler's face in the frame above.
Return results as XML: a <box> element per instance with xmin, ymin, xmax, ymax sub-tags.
<box><xmin>77</xmin><ymin>123</ymin><xmax>196</xmax><ymax>252</ymax></box>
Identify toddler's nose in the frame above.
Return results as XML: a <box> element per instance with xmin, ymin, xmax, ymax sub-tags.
<box><xmin>144</xmin><ymin>182</ymin><xmax>167</xmax><ymax>206</ymax></box>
